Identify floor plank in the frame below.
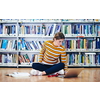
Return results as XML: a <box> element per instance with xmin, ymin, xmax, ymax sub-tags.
<box><xmin>0</xmin><ymin>68</ymin><xmax>100</xmax><ymax>82</ymax></box>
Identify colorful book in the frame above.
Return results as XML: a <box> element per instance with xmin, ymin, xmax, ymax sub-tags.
<box><xmin>1</xmin><ymin>40</ymin><xmax>8</xmax><ymax>49</ymax></box>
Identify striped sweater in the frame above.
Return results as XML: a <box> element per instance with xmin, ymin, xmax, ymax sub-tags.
<box><xmin>39</xmin><ymin>40</ymin><xmax>68</xmax><ymax>68</ymax></box>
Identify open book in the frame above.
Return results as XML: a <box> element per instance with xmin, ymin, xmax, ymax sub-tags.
<box><xmin>6</xmin><ymin>72</ymin><xmax>30</xmax><ymax>77</ymax></box>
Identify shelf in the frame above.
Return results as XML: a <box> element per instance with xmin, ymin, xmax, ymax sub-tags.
<box><xmin>18</xmin><ymin>21</ymin><xmax>62</xmax><ymax>24</ymax></box>
<box><xmin>65</xmin><ymin>35</ymin><xmax>96</xmax><ymax>38</ymax></box>
<box><xmin>0</xmin><ymin>35</ymin><xmax>17</xmax><ymax>37</ymax></box>
<box><xmin>17</xmin><ymin>35</ymin><xmax>98</xmax><ymax>38</ymax></box>
<box><xmin>68</xmin><ymin>65</ymin><xmax>98</xmax><ymax>67</ymax></box>
<box><xmin>0</xmin><ymin>63</ymin><xmax>17</xmax><ymax>66</ymax></box>
<box><xmin>0</xmin><ymin>21</ymin><xmax>17</xmax><ymax>24</ymax></box>
<box><xmin>62</xmin><ymin>21</ymin><xmax>95</xmax><ymax>24</ymax></box>
<box><xmin>18</xmin><ymin>35</ymin><xmax>53</xmax><ymax>38</ymax></box>
<box><xmin>0</xmin><ymin>50</ymin><xmax>17</xmax><ymax>52</ymax></box>
<box><xmin>1</xmin><ymin>49</ymin><xmax>100</xmax><ymax>53</ymax></box>
<box><xmin>18</xmin><ymin>64</ymin><xmax>32</xmax><ymax>66</ymax></box>
<box><xmin>18</xmin><ymin>50</ymin><xmax>40</xmax><ymax>52</ymax></box>
<box><xmin>66</xmin><ymin>50</ymin><xmax>100</xmax><ymax>52</ymax></box>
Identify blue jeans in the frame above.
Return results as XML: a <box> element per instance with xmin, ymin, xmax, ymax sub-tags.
<box><xmin>32</xmin><ymin>62</ymin><xmax>65</xmax><ymax>75</ymax></box>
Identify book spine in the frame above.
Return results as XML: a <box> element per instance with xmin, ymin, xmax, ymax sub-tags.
<box><xmin>0</xmin><ymin>25</ymin><xmax>2</xmax><ymax>34</ymax></box>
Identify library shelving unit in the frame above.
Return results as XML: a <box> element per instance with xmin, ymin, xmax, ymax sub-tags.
<box><xmin>62</xmin><ymin>19</ymin><xmax>100</xmax><ymax>68</ymax></box>
<box><xmin>0</xmin><ymin>19</ymin><xmax>100</xmax><ymax>68</ymax></box>
<box><xmin>17</xmin><ymin>19</ymin><xmax>62</xmax><ymax>68</ymax></box>
<box><xmin>0</xmin><ymin>20</ymin><xmax>18</xmax><ymax>68</ymax></box>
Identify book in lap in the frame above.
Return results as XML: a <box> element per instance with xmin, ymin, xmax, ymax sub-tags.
<box><xmin>58</xmin><ymin>68</ymin><xmax>84</xmax><ymax>78</ymax></box>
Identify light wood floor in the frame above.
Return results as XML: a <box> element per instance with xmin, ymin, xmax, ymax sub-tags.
<box><xmin>0</xmin><ymin>68</ymin><xmax>100</xmax><ymax>82</ymax></box>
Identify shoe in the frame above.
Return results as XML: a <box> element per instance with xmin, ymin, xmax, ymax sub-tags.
<box><xmin>30</xmin><ymin>69</ymin><xmax>42</xmax><ymax>76</ymax></box>
<box><xmin>57</xmin><ymin>69</ymin><xmax>64</xmax><ymax>75</ymax></box>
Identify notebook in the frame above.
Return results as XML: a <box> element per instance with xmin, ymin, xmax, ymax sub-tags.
<box><xmin>57</xmin><ymin>68</ymin><xmax>84</xmax><ymax>78</ymax></box>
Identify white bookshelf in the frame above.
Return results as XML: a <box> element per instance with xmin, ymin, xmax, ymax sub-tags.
<box><xmin>0</xmin><ymin>19</ymin><xmax>100</xmax><ymax>68</ymax></box>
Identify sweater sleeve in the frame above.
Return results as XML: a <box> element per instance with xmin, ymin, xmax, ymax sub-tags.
<box><xmin>61</xmin><ymin>48</ymin><xmax>68</xmax><ymax>70</ymax></box>
<box><xmin>38</xmin><ymin>42</ymin><xmax>46</xmax><ymax>62</ymax></box>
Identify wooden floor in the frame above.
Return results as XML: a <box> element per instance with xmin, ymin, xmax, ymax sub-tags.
<box><xmin>0</xmin><ymin>68</ymin><xmax>100</xmax><ymax>82</ymax></box>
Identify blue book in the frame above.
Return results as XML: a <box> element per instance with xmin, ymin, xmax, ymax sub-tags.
<box><xmin>95</xmin><ymin>25</ymin><xmax>98</xmax><ymax>36</ymax></box>
<box><xmin>55</xmin><ymin>25</ymin><xmax>61</xmax><ymax>33</ymax></box>
<box><xmin>26</xmin><ymin>26</ymin><xmax>29</xmax><ymax>34</ymax></box>
<box><xmin>24</xmin><ymin>26</ymin><xmax>27</xmax><ymax>34</ymax></box>
<box><xmin>18</xmin><ymin>26</ymin><xmax>21</xmax><ymax>35</ymax></box>
<box><xmin>37</xmin><ymin>25</ymin><xmax>41</xmax><ymax>34</ymax></box>
<box><xmin>77</xmin><ymin>24</ymin><xmax>80</xmax><ymax>35</ymax></box>
<box><xmin>25</xmin><ymin>26</ymin><xmax>28</xmax><ymax>34</ymax></box>
<box><xmin>27</xmin><ymin>41</ymin><xmax>33</xmax><ymax>50</ymax></box>
<box><xmin>34</xmin><ymin>26</ymin><xmax>36</xmax><ymax>34</ymax></box>
<box><xmin>72</xmin><ymin>54</ymin><xmax>75</xmax><ymax>64</ymax></box>
<box><xmin>98</xmin><ymin>25</ymin><xmax>100</xmax><ymax>36</ymax></box>
<box><xmin>28</xmin><ymin>26</ymin><xmax>30</xmax><ymax>34</ymax></box>
<box><xmin>1</xmin><ymin>40</ymin><xmax>8</xmax><ymax>49</ymax></box>
<box><xmin>34</xmin><ymin>41</ymin><xmax>39</xmax><ymax>49</ymax></box>
<box><xmin>22</xmin><ymin>38</ymin><xmax>25</xmax><ymax>50</ymax></box>
<box><xmin>82</xmin><ymin>25</ymin><xmax>85</xmax><ymax>36</ymax></box>
<box><xmin>84</xmin><ymin>25</ymin><xmax>86</xmax><ymax>35</ymax></box>
<box><xmin>32</xmin><ymin>41</ymin><xmax>37</xmax><ymax>50</ymax></box>
<box><xmin>25</xmin><ymin>41</ymin><xmax>31</xmax><ymax>50</ymax></box>
<box><xmin>0</xmin><ymin>25</ymin><xmax>2</xmax><ymax>34</ymax></box>
<box><xmin>13</xmin><ymin>40</ymin><xmax>17</xmax><ymax>50</ymax></box>
<box><xmin>90</xmin><ymin>25</ymin><xmax>93</xmax><ymax>35</ymax></box>
<box><xmin>99</xmin><ymin>54</ymin><xmax>100</xmax><ymax>65</ymax></box>
<box><xmin>4</xmin><ymin>54</ymin><xmax>7</xmax><ymax>63</ymax></box>
<box><xmin>31</xmin><ymin>54</ymin><xmax>35</xmax><ymax>63</ymax></box>
<box><xmin>85</xmin><ymin>25</ymin><xmax>88</xmax><ymax>35</ymax></box>
<box><xmin>12</xmin><ymin>25</ymin><xmax>15</xmax><ymax>34</ymax></box>
<box><xmin>30</xmin><ymin>25</ymin><xmax>32</xmax><ymax>34</ymax></box>
<box><xmin>49</xmin><ymin>25</ymin><xmax>53</xmax><ymax>36</ymax></box>
<box><xmin>79</xmin><ymin>54</ymin><xmax>82</xmax><ymax>64</ymax></box>
<box><xmin>96</xmin><ymin>38</ymin><xmax>100</xmax><ymax>49</ymax></box>
<box><xmin>18</xmin><ymin>40</ymin><xmax>21</xmax><ymax>50</ymax></box>
<box><xmin>24</xmin><ymin>41</ymin><xmax>28</xmax><ymax>50</ymax></box>
<box><xmin>46</xmin><ymin>26</ymin><xmax>51</xmax><ymax>36</ymax></box>
<box><xmin>74</xmin><ymin>25</ymin><xmax>77</xmax><ymax>35</ymax></box>
<box><xmin>89</xmin><ymin>25</ymin><xmax>92</xmax><ymax>35</ymax></box>
<box><xmin>69</xmin><ymin>54</ymin><xmax>71</xmax><ymax>65</ymax></box>
<box><xmin>68</xmin><ymin>40</ymin><xmax>70</xmax><ymax>49</ymax></box>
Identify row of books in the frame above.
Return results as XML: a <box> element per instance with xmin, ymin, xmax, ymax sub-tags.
<box><xmin>18</xmin><ymin>39</ymin><xmax>44</xmax><ymax>50</ymax></box>
<box><xmin>14</xmin><ymin>24</ymin><xmax>100</xmax><ymax>36</ymax></box>
<box><xmin>67</xmin><ymin>53</ymin><xmax>100</xmax><ymax>65</ymax></box>
<box><xmin>0</xmin><ymin>53</ymin><xmax>18</xmax><ymax>64</ymax></box>
<box><xmin>19</xmin><ymin>24</ymin><xmax>61</xmax><ymax>36</ymax></box>
<box><xmin>1</xmin><ymin>19</ymin><xmax>100</xmax><ymax>22</ymax></box>
<box><xmin>0</xmin><ymin>53</ymin><xmax>39</xmax><ymax>64</ymax></box>
<box><xmin>1</xmin><ymin>24</ymin><xmax>100</xmax><ymax>36</ymax></box>
<box><xmin>64</xmin><ymin>38</ymin><xmax>100</xmax><ymax>50</ymax></box>
<box><xmin>1</xmin><ymin>38</ymin><xmax>100</xmax><ymax>51</ymax></box>
<box><xmin>19</xmin><ymin>53</ymin><xmax>100</xmax><ymax>65</ymax></box>
<box><xmin>18</xmin><ymin>54</ymin><xmax>39</xmax><ymax>64</ymax></box>
<box><xmin>0</xmin><ymin>40</ymin><xmax>17</xmax><ymax>50</ymax></box>
<box><xmin>0</xmin><ymin>39</ymin><xmax>44</xmax><ymax>51</ymax></box>
<box><xmin>0</xmin><ymin>25</ymin><xmax>17</xmax><ymax>36</ymax></box>
<box><xmin>62</xmin><ymin>24</ymin><xmax>100</xmax><ymax>36</ymax></box>
<box><xmin>1</xmin><ymin>53</ymin><xmax>100</xmax><ymax>66</ymax></box>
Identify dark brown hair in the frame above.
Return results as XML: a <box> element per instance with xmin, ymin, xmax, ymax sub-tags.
<box><xmin>53</xmin><ymin>32</ymin><xmax>65</xmax><ymax>40</ymax></box>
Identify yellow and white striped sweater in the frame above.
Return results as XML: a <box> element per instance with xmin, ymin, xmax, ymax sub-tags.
<box><xmin>39</xmin><ymin>40</ymin><xmax>68</xmax><ymax>68</ymax></box>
